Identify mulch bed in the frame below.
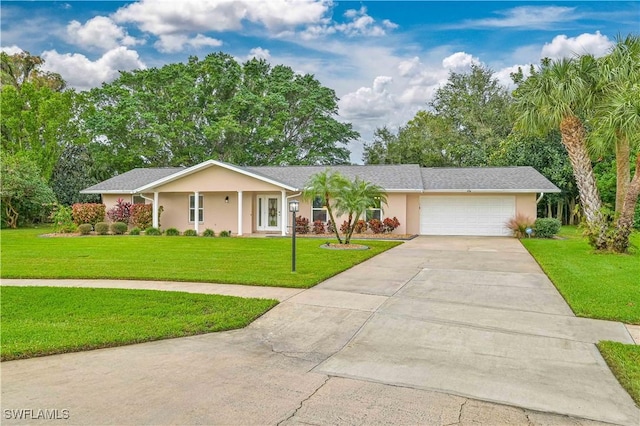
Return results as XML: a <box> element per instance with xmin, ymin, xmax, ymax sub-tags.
<box><xmin>297</xmin><ymin>233</ymin><xmax>417</xmax><ymax>240</ymax></box>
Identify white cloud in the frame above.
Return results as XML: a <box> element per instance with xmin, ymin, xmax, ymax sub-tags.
<box><xmin>300</xmin><ymin>5</ymin><xmax>397</xmax><ymax>39</ymax></box>
<box><xmin>398</xmin><ymin>57</ymin><xmax>421</xmax><ymax>77</ymax></box>
<box><xmin>459</xmin><ymin>6</ymin><xmax>577</xmax><ymax>29</ymax></box>
<box><xmin>541</xmin><ymin>31</ymin><xmax>613</xmax><ymax>59</ymax></box>
<box><xmin>154</xmin><ymin>34</ymin><xmax>222</xmax><ymax>53</ymax></box>
<box><xmin>247</xmin><ymin>47</ymin><xmax>271</xmax><ymax>61</ymax></box>
<box><xmin>492</xmin><ymin>64</ymin><xmax>530</xmax><ymax>90</ymax></box>
<box><xmin>66</xmin><ymin>16</ymin><xmax>142</xmax><ymax>50</ymax></box>
<box><xmin>41</xmin><ymin>47</ymin><xmax>146</xmax><ymax>91</ymax></box>
<box><xmin>1</xmin><ymin>45</ymin><xmax>24</xmax><ymax>55</ymax></box>
<box><xmin>339</xmin><ymin>75</ymin><xmax>396</xmax><ymax>119</ymax></box>
<box><xmin>442</xmin><ymin>52</ymin><xmax>480</xmax><ymax>71</ymax></box>
<box><xmin>114</xmin><ymin>0</ymin><xmax>330</xmax><ymax>36</ymax></box>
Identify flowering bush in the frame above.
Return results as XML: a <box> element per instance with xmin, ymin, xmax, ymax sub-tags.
<box><xmin>72</xmin><ymin>203</ymin><xmax>106</xmax><ymax>226</ymax></box>
<box><xmin>368</xmin><ymin>218</ymin><xmax>384</xmax><ymax>234</ymax></box>
<box><xmin>313</xmin><ymin>220</ymin><xmax>325</xmax><ymax>234</ymax></box>
<box><xmin>295</xmin><ymin>216</ymin><xmax>310</xmax><ymax>234</ymax></box>
<box><xmin>107</xmin><ymin>198</ymin><xmax>132</xmax><ymax>224</ymax></box>
<box><xmin>131</xmin><ymin>204</ymin><xmax>153</xmax><ymax>229</ymax></box>
<box><xmin>382</xmin><ymin>217</ymin><xmax>401</xmax><ymax>233</ymax></box>
<box><xmin>354</xmin><ymin>219</ymin><xmax>367</xmax><ymax>234</ymax></box>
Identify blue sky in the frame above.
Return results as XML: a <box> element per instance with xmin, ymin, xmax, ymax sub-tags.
<box><xmin>2</xmin><ymin>1</ymin><xmax>638</xmax><ymax>162</ymax></box>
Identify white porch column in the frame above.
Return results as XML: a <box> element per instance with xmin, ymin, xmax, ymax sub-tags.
<box><xmin>237</xmin><ymin>191</ymin><xmax>243</xmax><ymax>236</ymax></box>
<box><xmin>194</xmin><ymin>191</ymin><xmax>199</xmax><ymax>233</ymax></box>
<box><xmin>281</xmin><ymin>190</ymin><xmax>287</xmax><ymax>236</ymax></box>
<box><xmin>152</xmin><ymin>192</ymin><xmax>159</xmax><ymax>228</ymax></box>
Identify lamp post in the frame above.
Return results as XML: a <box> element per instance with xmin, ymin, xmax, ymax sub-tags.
<box><xmin>289</xmin><ymin>200</ymin><xmax>299</xmax><ymax>272</ymax></box>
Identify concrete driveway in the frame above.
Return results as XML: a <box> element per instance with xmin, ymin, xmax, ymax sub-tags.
<box><xmin>1</xmin><ymin>237</ymin><xmax>638</xmax><ymax>425</ymax></box>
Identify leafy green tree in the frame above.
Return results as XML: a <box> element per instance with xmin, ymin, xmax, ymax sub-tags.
<box><xmin>302</xmin><ymin>169</ymin><xmax>349</xmax><ymax>243</ymax></box>
<box><xmin>82</xmin><ymin>53</ymin><xmax>356</xmax><ymax>174</ymax></box>
<box><xmin>512</xmin><ymin>56</ymin><xmax>607</xmax><ymax>249</ymax></box>
<box><xmin>50</xmin><ymin>144</ymin><xmax>101</xmax><ymax>205</ymax></box>
<box><xmin>1</xmin><ymin>153</ymin><xmax>56</xmax><ymax>228</ymax></box>
<box><xmin>364</xmin><ymin>65</ymin><xmax>511</xmax><ymax>167</ymax></box>
<box><xmin>334</xmin><ymin>178</ymin><xmax>387</xmax><ymax>244</ymax></box>
<box><xmin>1</xmin><ymin>51</ymin><xmax>65</xmax><ymax>91</ymax></box>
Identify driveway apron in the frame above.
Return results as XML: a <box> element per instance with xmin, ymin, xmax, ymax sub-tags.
<box><xmin>315</xmin><ymin>236</ymin><xmax>639</xmax><ymax>426</ymax></box>
<box><xmin>1</xmin><ymin>237</ymin><xmax>638</xmax><ymax>425</ymax></box>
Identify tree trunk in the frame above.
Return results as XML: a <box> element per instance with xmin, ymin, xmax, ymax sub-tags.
<box><xmin>557</xmin><ymin>199</ymin><xmax>564</xmax><ymax>223</ymax></box>
<box><xmin>615</xmin><ymin>135</ymin><xmax>631</xmax><ymax>214</ymax></box>
<box><xmin>5</xmin><ymin>203</ymin><xmax>19</xmax><ymax>228</ymax></box>
<box><xmin>612</xmin><ymin>153</ymin><xmax>640</xmax><ymax>253</ymax></box>
<box><xmin>325</xmin><ymin>195</ymin><xmax>343</xmax><ymax>244</ymax></box>
<box><xmin>559</xmin><ymin>115</ymin><xmax>607</xmax><ymax>249</ymax></box>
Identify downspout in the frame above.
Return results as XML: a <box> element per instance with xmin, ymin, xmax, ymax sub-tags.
<box><xmin>536</xmin><ymin>192</ymin><xmax>545</xmax><ymax>204</ymax></box>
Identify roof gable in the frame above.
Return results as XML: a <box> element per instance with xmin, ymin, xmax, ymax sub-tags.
<box><xmin>80</xmin><ymin>167</ymin><xmax>185</xmax><ymax>194</ymax></box>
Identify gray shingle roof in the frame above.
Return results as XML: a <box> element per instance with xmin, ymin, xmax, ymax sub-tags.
<box><xmin>81</xmin><ymin>167</ymin><xmax>185</xmax><ymax>193</ymax></box>
<box><xmin>421</xmin><ymin>166</ymin><xmax>560</xmax><ymax>192</ymax></box>
<box><xmin>81</xmin><ymin>162</ymin><xmax>560</xmax><ymax>194</ymax></box>
<box><xmin>245</xmin><ymin>164</ymin><xmax>424</xmax><ymax>190</ymax></box>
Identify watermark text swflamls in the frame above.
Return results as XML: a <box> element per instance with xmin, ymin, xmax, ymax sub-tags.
<box><xmin>4</xmin><ymin>409</ymin><xmax>70</xmax><ymax>420</ymax></box>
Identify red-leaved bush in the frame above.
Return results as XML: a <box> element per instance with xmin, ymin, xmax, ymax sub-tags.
<box><xmin>312</xmin><ymin>220</ymin><xmax>325</xmax><ymax>234</ymax></box>
<box><xmin>107</xmin><ymin>198</ymin><xmax>132</xmax><ymax>223</ymax></box>
<box><xmin>72</xmin><ymin>203</ymin><xmax>106</xmax><ymax>225</ymax></box>
<box><xmin>382</xmin><ymin>217</ymin><xmax>401</xmax><ymax>233</ymax></box>
<box><xmin>295</xmin><ymin>216</ymin><xmax>310</xmax><ymax>234</ymax></box>
<box><xmin>131</xmin><ymin>204</ymin><xmax>153</xmax><ymax>229</ymax></box>
<box><xmin>368</xmin><ymin>218</ymin><xmax>384</xmax><ymax>234</ymax></box>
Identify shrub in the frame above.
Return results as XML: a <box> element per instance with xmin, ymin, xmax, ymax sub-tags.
<box><xmin>107</xmin><ymin>198</ymin><xmax>132</xmax><ymax>224</ymax></box>
<box><xmin>354</xmin><ymin>219</ymin><xmax>367</xmax><ymax>234</ymax></box>
<box><xmin>165</xmin><ymin>227</ymin><xmax>180</xmax><ymax>236</ymax></box>
<box><xmin>129</xmin><ymin>227</ymin><xmax>141</xmax><ymax>235</ymax></box>
<box><xmin>144</xmin><ymin>227</ymin><xmax>161</xmax><ymax>236</ymax></box>
<box><xmin>534</xmin><ymin>218</ymin><xmax>562</xmax><ymax>238</ymax></box>
<box><xmin>327</xmin><ymin>220</ymin><xmax>335</xmax><ymax>233</ymax></box>
<box><xmin>72</xmin><ymin>203</ymin><xmax>105</xmax><ymax>226</ymax></box>
<box><xmin>51</xmin><ymin>205</ymin><xmax>76</xmax><ymax>233</ymax></box>
<box><xmin>340</xmin><ymin>220</ymin><xmax>350</xmax><ymax>234</ymax></box>
<box><xmin>505</xmin><ymin>214</ymin><xmax>535</xmax><ymax>238</ymax></box>
<box><xmin>131</xmin><ymin>204</ymin><xmax>153</xmax><ymax>229</ymax></box>
<box><xmin>78</xmin><ymin>223</ymin><xmax>92</xmax><ymax>235</ymax></box>
<box><xmin>295</xmin><ymin>216</ymin><xmax>310</xmax><ymax>234</ymax></box>
<box><xmin>313</xmin><ymin>220</ymin><xmax>325</xmax><ymax>234</ymax></box>
<box><xmin>95</xmin><ymin>222</ymin><xmax>110</xmax><ymax>235</ymax></box>
<box><xmin>183</xmin><ymin>229</ymin><xmax>198</xmax><ymax>236</ymax></box>
<box><xmin>202</xmin><ymin>229</ymin><xmax>215</xmax><ymax>237</ymax></box>
<box><xmin>368</xmin><ymin>218</ymin><xmax>384</xmax><ymax>234</ymax></box>
<box><xmin>110</xmin><ymin>221</ymin><xmax>128</xmax><ymax>235</ymax></box>
<box><xmin>219</xmin><ymin>230</ymin><xmax>231</xmax><ymax>237</ymax></box>
<box><xmin>382</xmin><ymin>217</ymin><xmax>401</xmax><ymax>233</ymax></box>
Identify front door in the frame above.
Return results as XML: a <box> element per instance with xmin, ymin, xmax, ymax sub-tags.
<box><xmin>257</xmin><ymin>195</ymin><xmax>281</xmax><ymax>231</ymax></box>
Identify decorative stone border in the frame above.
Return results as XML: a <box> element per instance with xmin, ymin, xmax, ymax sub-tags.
<box><xmin>319</xmin><ymin>243</ymin><xmax>369</xmax><ymax>251</ymax></box>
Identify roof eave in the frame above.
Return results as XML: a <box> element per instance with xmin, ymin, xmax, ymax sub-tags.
<box><xmin>79</xmin><ymin>189</ymin><xmax>136</xmax><ymax>194</ymax></box>
<box><xmin>422</xmin><ymin>188</ymin><xmax>561</xmax><ymax>193</ymax></box>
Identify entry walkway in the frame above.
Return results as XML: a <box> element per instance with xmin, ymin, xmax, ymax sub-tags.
<box><xmin>1</xmin><ymin>237</ymin><xmax>638</xmax><ymax>425</ymax></box>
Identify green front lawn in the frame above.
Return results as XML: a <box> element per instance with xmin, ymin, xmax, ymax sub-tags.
<box><xmin>0</xmin><ymin>227</ymin><xmax>401</xmax><ymax>288</ymax></box>
<box><xmin>1</xmin><ymin>286</ymin><xmax>277</xmax><ymax>361</ymax></box>
<box><xmin>522</xmin><ymin>227</ymin><xmax>640</xmax><ymax>405</ymax></box>
<box><xmin>521</xmin><ymin>227</ymin><xmax>640</xmax><ymax>324</ymax></box>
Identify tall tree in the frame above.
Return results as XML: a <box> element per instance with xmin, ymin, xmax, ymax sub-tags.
<box><xmin>334</xmin><ymin>177</ymin><xmax>387</xmax><ymax>244</ymax></box>
<box><xmin>364</xmin><ymin>65</ymin><xmax>511</xmax><ymax>167</ymax></box>
<box><xmin>1</xmin><ymin>51</ymin><xmax>65</xmax><ymax>91</ymax></box>
<box><xmin>512</xmin><ymin>56</ymin><xmax>607</xmax><ymax>249</ymax></box>
<box><xmin>82</xmin><ymin>53</ymin><xmax>356</xmax><ymax>174</ymax></box>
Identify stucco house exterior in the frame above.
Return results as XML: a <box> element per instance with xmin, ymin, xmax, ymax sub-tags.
<box><xmin>80</xmin><ymin>159</ymin><xmax>560</xmax><ymax>237</ymax></box>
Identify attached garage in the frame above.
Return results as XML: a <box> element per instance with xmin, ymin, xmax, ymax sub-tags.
<box><xmin>419</xmin><ymin>195</ymin><xmax>516</xmax><ymax>236</ymax></box>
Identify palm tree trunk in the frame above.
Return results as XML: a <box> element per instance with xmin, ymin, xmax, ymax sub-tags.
<box><xmin>612</xmin><ymin>153</ymin><xmax>640</xmax><ymax>253</ymax></box>
<box><xmin>325</xmin><ymin>196</ymin><xmax>343</xmax><ymax>244</ymax></box>
<box><xmin>615</xmin><ymin>135</ymin><xmax>631</xmax><ymax>214</ymax></box>
<box><xmin>559</xmin><ymin>115</ymin><xmax>607</xmax><ymax>249</ymax></box>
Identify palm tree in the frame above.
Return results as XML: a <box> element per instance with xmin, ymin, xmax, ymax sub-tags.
<box><xmin>591</xmin><ymin>35</ymin><xmax>640</xmax><ymax>252</ymax></box>
<box><xmin>334</xmin><ymin>177</ymin><xmax>387</xmax><ymax>244</ymax></box>
<box><xmin>302</xmin><ymin>169</ymin><xmax>349</xmax><ymax>244</ymax></box>
<box><xmin>512</xmin><ymin>56</ymin><xmax>607</xmax><ymax>249</ymax></box>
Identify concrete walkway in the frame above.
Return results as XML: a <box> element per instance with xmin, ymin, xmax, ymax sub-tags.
<box><xmin>1</xmin><ymin>237</ymin><xmax>638</xmax><ymax>425</ymax></box>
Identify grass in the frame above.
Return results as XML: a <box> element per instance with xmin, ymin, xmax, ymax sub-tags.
<box><xmin>597</xmin><ymin>341</ymin><xmax>640</xmax><ymax>405</ymax></box>
<box><xmin>0</xmin><ymin>227</ymin><xmax>402</xmax><ymax>288</ymax></box>
<box><xmin>521</xmin><ymin>227</ymin><xmax>640</xmax><ymax>324</ymax></box>
<box><xmin>521</xmin><ymin>227</ymin><xmax>640</xmax><ymax>405</ymax></box>
<box><xmin>0</xmin><ymin>286</ymin><xmax>278</xmax><ymax>361</ymax></box>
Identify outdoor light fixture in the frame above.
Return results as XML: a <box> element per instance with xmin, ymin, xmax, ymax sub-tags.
<box><xmin>289</xmin><ymin>200</ymin><xmax>299</xmax><ymax>272</ymax></box>
<box><xmin>225</xmin><ymin>196</ymin><xmax>229</xmax><ymax>203</ymax></box>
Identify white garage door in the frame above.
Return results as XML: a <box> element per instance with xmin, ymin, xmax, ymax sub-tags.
<box><xmin>420</xmin><ymin>195</ymin><xmax>516</xmax><ymax>236</ymax></box>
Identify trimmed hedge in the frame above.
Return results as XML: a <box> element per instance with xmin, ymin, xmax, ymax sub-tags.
<box><xmin>202</xmin><ymin>229</ymin><xmax>215</xmax><ymax>237</ymax></box>
<box><xmin>534</xmin><ymin>218</ymin><xmax>562</xmax><ymax>238</ymax></box>
<box><xmin>129</xmin><ymin>227</ymin><xmax>141</xmax><ymax>235</ymax></box>
<box><xmin>78</xmin><ymin>224</ymin><xmax>93</xmax><ymax>235</ymax></box>
<box><xmin>144</xmin><ymin>227</ymin><xmax>162</xmax><ymax>236</ymax></box>
<box><xmin>95</xmin><ymin>222</ymin><xmax>109</xmax><ymax>235</ymax></box>
<box><xmin>183</xmin><ymin>229</ymin><xmax>198</xmax><ymax>237</ymax></box>
<box><xmin>110</xmin><ymin>222</ymin><xmax>128</xmax><ymax>235</ymax></box>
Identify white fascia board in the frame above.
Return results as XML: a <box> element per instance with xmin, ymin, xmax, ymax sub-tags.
<box><xmin>135</xmin><ymin>159</ymin><xmax>297</xmax><ymax>192</ymax></box>
<box><xmin>384</xmin><ymin>189</ymin><xmax>424</xmax><ymax>193</ymax></box>
<box><xmin>422</xmin><ymin>188</ymin><xmax>561</xmax><ymax>193</ymax></box>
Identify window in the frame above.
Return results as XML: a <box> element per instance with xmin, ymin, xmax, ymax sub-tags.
<box><xmin>132</xmin><ymin>195</ymin><xmax>146</xmax><ymax>205</ymax></box>
<box><xmin>312</xmin><ymin>196</ymin><xmax>327</xmax><ymax>222</ymax></box>
<box><xmin>189</xmin><ymin>195</ymin><xmax>204</xmax><ymax>223</ymax></box>
<box><xmin>366</xmin><ymin>197</ymin><xmax>382</xmax><ymax>221</ymax></box>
